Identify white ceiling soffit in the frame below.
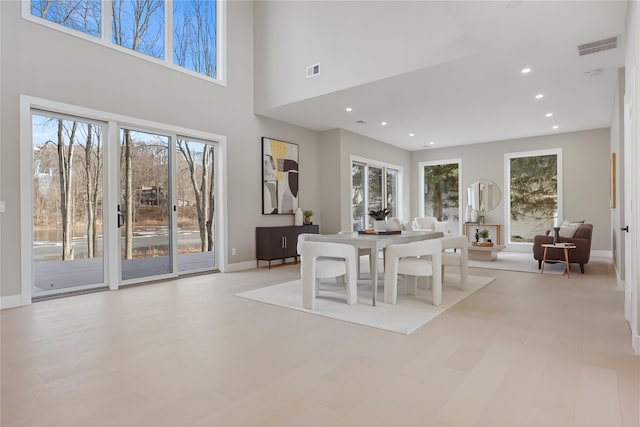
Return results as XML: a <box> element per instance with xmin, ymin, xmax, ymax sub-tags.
<box><xmin>256</xmin><ymin>1</ymin><xmax>628</xmax><ymax>151</ymax></box>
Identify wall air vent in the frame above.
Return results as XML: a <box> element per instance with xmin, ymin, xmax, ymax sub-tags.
<box><xmin>577</xmin><ymin>36</ymin><xmax>618</xmax><ymax>56</ymax></box>
<box><xmin>306</xmin><ymin>63</ymin><xmax>320</xmax><ymax>78</ymax></box>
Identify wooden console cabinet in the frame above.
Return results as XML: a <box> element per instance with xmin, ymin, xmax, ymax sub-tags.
<box><xmin>256</xmin><ymin>225</ymin><xmax>319</xmax><ymax>268</ymax></box>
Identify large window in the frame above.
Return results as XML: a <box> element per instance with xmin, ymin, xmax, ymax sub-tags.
<box><xmin>419</xmin><ymin>159</ymin><xmax>461</xmax><ymax>234</ymax></box>
<box><xmin>506</xmin><ymin>149</ymin><xmax>562</xmax><ymax>244</ymax></box>
<box><xmin>27</xmin><ymin>0</ymin><xmax>221</xmax><ymax>80</ymax></box>
<box><xmin>351</xmin><ymin>158</ymin><xmax>401</xmax><ymax>231</ymax></box>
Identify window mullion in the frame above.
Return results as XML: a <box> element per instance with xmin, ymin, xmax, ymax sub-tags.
<box><xmin>166</xmin><ymin>0</ymin><xmax>173</xmax><ymax>63</ymax></box>
<box><xmin>103</xmin><ymin>0</ymin><xmax>112</xmax><ymax>43</ymax></box>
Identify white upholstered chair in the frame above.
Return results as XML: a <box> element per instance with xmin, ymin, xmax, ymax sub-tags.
<box><xmin>383</xmin><ymin>239</ymin><xmax>443</xmax><ymax>306</ymax></box>
<box><xmin>440</xmin><ymin>236</ymin><xmax>468</xmax><ymax>290</ymax></box>
<box><xmin>412</xmin><ymin>216</ymin><xmax>449</xmax><ymax>234</ymax></box>
<box><xmin>297</xmin><ymin>234</ymin><xmax>358</xmax><ymax>310</ymax></box>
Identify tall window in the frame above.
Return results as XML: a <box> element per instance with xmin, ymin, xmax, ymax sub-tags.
<box><xmin>174</xmin><ymin>0</ymin><xmax>217</xmax><ymax>78</ymax></box>
<box><xmin>419</xmin><ymin>160</ymin><xmax>461</xmax><ymax>233</ymax></box>
<box><xmin>27</xmin><ymin>0</ymin><xmax>220</xmax><ymax>80</ymax></box>
<box><xmin>506</xmin><ymin>149</ymin><xmax>562</xmax><ymax>243</ymax></box>
<box><xmin>112</xmin><ymin>0</ymin><xmax>165</xmax><ymax>59</ymax></box>
<box><xmin>351</xmin><ymin>159</ymin><xmax>401</xmax><ymax>231</ymax></box>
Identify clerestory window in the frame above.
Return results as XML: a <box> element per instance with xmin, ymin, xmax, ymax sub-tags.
<box><xmin>26</xmin><ymin>0</ymin><xmax>222</xmax><ymax>81</ymax></box>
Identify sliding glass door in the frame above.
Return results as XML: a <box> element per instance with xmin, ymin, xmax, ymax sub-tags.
<box><xmin>31</xmin><ymin>112</ymin><xmax>105</xmax><ymax>295</ymax></box>
<box><xmin>176</xmin><ymin>138</ymin><xmax>216</xmax><ymax>272</ymax></box>
<box><xmin>27</xmin><ymin>104</ymin><xmax>221</xmax><ymax>298</ymax></box>
<box><xmin>351</xmin><ymin>159</ymin><xmax>402</xmax><ymax>231</ymax></box>
<box><xmin>119</xmin><ymin>128</ymin><xmax>172</xmax><ymax>281</ymax></box>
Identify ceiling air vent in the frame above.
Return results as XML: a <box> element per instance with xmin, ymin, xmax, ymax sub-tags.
<box><xmin>577</xmin><ymin>36</ymin><xmax>618</xmax><ymax>56</ymax></box>
<box><xmin>356</xmin><ymin>120</ymin><xmax>367</xmax><ymax>124</ymax></box>
<box><xmin>306</xmin><ymin>63</ymin><xmax>320</xmax><ymax>78</ymax></box>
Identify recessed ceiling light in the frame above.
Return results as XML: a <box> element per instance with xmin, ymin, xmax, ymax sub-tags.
<box><xmin>409</xmin><ymin>133</ymin><xmax>415</xmax><ymax>137</ymax></box>
<box><xmin>381</xmin><ymin>121</ymin><xmax>388</xmax><ymax>126</ymax></box>
<box><xmin>429</xmin><ymin>141</ymin><xmax>435</xmax><ymax>145</ymax></box>
<box><xmin>535</xmin><ymin>94</ymin><xmax>544</xmax><ymax>99</ymax></box>
<box><xmin>545</xmin><ymin>113</ymin><xmax>553</xmax><ymax>117</ymax></box>
<box><xmin>345</xmin><ymin>107</ymin><xmax>353</xmax><ymax>112</ymax></box>
<box><xmin>552</xmin><ymin>125</ymin><xmax>559</xmax><ymax>129</ymax></box>
<box><xmin>521</xmin><ymin>67</ymin><xmax>531</xmax><ymax>74</ymax></box>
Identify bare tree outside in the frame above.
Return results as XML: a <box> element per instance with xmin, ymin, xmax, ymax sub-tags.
<box><xmin>57</xmin><ymin>119</ymin><xmax>77</xmax><ymax>260</ymax></box>
<box><xmin>33</xmin><ymin>114</ymin><xmax>104</xmax><ymax>263</ymax></box>
<box><xmin>174</xmin><ymin>0</ymin><xmax>217</xmax><ymax>78</ymax></box>
<box><xmin>80</xmin><ymin>124</ymin><xmax>102</xmax><ymax>258</ymax></box>
<box><xmin>177</xmin><ymin>140</ymin><xmax>215</xmax><ymax>252</ymax></box>
<box><xmin>31</xmin><ymin>0</ymin><xmax>102</xmax><ymax>36</ymax></box>
<box><xmin>112</xmin><ymin>0</ymin><xmax>164</xmax><ymax>59</ymax></box>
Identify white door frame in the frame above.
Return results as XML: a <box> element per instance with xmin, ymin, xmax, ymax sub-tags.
<box><xmin>624</xmin><ymin>71</ymin><xmax>639</xmax><ymax>354</ymax></box>
<box><xmin>19</xmin><ymin>95</ymin><xmax>227</xmax><ymax>305</ymax></box>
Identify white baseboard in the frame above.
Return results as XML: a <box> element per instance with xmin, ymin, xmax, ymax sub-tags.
<box><xmin>591</xmin><ymin>250</ymin><xmax>612</xmax><ymax>258</ymax></box>
<box><xmin>223</xmin><ymin>260</ymin><xmax>258</xmax><ymax>273</ymax></box>
<box><xmin>1</xmin><ymin>294</ymin><xmax>27</xmax><ymax>309</ymax></box>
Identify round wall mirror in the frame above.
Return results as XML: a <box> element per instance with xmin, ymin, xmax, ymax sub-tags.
<box><xmin>467</xmin><ymin>180</ymin><xmax>501</xmax><ymax>212</ymax></box>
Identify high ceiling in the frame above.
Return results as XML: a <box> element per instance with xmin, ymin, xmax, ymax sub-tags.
<box><xmin>257</xmin><ymin>1</ymin><xmax>629</xmax><ymax>151</ymax></box>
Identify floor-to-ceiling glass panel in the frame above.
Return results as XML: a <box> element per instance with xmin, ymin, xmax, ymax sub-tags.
<box><xmin>352</xmin><ymin>162</ymin><xmax>365</xmax><ymax>231</ymax></box>
<box><xmin>509</xmin><ymin>153</ymin><xmax>558</xmax><ymax>242</ymax></box>
<box><xmin>423</xmin><ymin>163</ymin><xmax>460</xmax><ymax>232</ymax></box>
<box><xmin>176</xmin><ymin>138</ymin><xmax>216</xmax><ymax>272</ymax></box>
<box><xmin>367</xmin><ymin>166</ymin><xmax>383</xmax><ymax>229</ymax></box>
<box><xmin>386</xmin><ymin>168</ymin><xmax>398</xmax><ymax>218</ymax></box>
<box><xmin>32</xmin><ymin>113</ymin><xmax>104</xmax><ymax>294</ymax></box>
<box><xmin>119</xmin><ymin>128</ymin><xmax>172</xmax><ymax>281</ymax></box>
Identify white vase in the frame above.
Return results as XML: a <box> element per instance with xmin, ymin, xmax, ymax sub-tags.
<box><xmin>373</xmin><ymin>220</ymin><xmax>387</xmax><ymax>231</ymax></box>
<box><xmin>294</xmin><ymin>208</ymin><xmax>303</xmax><ymax>226</ymax></box>
<box><xmin>470</xmin><ymin>209</ymin><xmax>478</xmax><ymax>223</ymax></box>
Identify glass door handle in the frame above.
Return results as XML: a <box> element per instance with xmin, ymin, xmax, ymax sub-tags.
<box><xmin>117</xmin><ymin>213</ymin><xmax>124</xmax><ymax>228</ymax></box>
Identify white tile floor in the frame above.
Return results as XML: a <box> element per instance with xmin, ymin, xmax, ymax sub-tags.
<box><xmin>1</xmin><ymin>257</ymin><xmax>638</xmax><ymax>426</ymax></box>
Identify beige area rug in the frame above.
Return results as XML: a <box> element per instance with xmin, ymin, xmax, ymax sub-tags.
<box><xmin>236</xmin><ymin>274</ymin><xmax>495</xmax><ymax>335</ymax></box>
<box><xmin>469</xmin><ymin>251</ymin><xmax>568</xmax><ymax>275</ymax></box>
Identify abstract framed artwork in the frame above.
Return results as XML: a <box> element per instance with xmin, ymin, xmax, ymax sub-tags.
<box><xmin>262</xmin><ymin>137</ymin><xmax>299</xmax><ymax>214</ymax></box>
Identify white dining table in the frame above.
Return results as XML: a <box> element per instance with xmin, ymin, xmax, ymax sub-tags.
<box><xmin>305</xmin><ymin>230</ymin><xmax>444</xmax><ymax>306</ymax></box>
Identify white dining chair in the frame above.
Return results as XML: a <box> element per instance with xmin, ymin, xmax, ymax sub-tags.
<box><xmin>297</xmin><ymin>234</ymin><xmax>358</xmax><ymax>310</ymax></box>
<box><xmin>383</xmin><ymin>239</ymin><xmax>442</xmax><ymax>306</ymax></box>
<box><xmin>441</xmin><ymin>236</ymin><xmax>468</xmax><ymax>290</ymax></box>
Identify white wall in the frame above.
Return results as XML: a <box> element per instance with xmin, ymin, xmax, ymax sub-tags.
<box><xmin>412</xmin><ymin>129</ymin><xmax>612</xmax><ymax>252</ymax></box>
<box><xmin>0</xmin><ymin>1</ymin><xmax>322</xmax><ymax>298</ymax></box>
<box><xmin>253</xmin><ymin>0</ymin><xmax>470</xmax><ymax>113</ymax></box>
<box><xmin>316</xmin><ymin>129</ymin><xmax>342</xmax><ymax>233</ymax></box>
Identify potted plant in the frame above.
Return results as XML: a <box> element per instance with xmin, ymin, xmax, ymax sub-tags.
<box><xmin>478</xmin><ymin>229</ymin><xmax>490</xmax><ymax>242</ymax></box>
<box><xmin>369</xmin><ymin>207</ymin><xmax>391</xmax><ymax>231</ymax></box>
<box><xmin>303</xmin><ymin>210</ymin><xmax>314</xmax><ymax>225</ymax></box>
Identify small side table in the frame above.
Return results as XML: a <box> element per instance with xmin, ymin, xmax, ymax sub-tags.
<box><xmin>541</xmin><ymin>243</ymin><xmax>577</xmax><ymax>278</ymax></box>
